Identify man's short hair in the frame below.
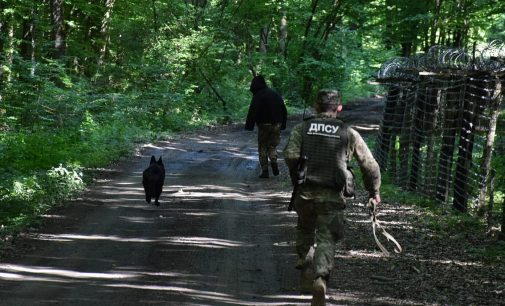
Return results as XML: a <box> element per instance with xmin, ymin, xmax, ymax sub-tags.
<box><xmin>316</xmin><ymin>89</ymin><xmax>341</xmax><ymax>112</ymax></box>
<box><xmin>317</xmin><ymin>89</ymin><xmax>341</xmax><ymax>105</ymax></box>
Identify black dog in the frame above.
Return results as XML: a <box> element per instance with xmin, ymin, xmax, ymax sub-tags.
<box><xmin>142</xmin><ymin>156</ymin><xmax>165</xmax><ymax>206</ymax></box>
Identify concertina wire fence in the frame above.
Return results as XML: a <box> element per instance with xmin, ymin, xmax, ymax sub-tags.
<box><xmin>374</xmin><ymin>41</ymin><xmax>504</xmax><ymax>213</ymax></box>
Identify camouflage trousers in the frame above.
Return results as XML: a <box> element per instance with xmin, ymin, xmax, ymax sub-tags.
<box><xmin>257</xmin><ymin>123</ymin><xmax>281</xmax><ymax>171</ymax></box>
<box><xmin>294</xmin><ymin>184</ymin><xmax>346</xmax><ymax>280</ymax></box>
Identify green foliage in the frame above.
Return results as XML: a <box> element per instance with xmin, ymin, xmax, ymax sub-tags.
<box><xmin>377</xmin><ymin>173</ymin><xmax>505</xmax><ymax>262</ymax></box>
<box><xmin>379</xmin><ymin>174</ymin><xmax>438</xmax><ymax>208</ymax></box>
<box><xmin>0</xmin><ymin>164</ymin><xmax>85</xmax><ymax>237</ymax></box>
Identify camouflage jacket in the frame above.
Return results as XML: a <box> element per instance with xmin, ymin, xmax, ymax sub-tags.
<box><xmin>283</xmin><ymin>113</ymin><xmax>381</xmax><ymax>200</ymax></box>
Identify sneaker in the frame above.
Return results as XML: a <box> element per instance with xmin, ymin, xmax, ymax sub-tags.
<box><xmin>259</xmin><ymin>170</ymin><xmax>269</xmax><ymax>178</ymax></box>
<box><xmin>311</xmin><ymin>277</ymin><xmax>326</xmax><ymax>306</ymax></box>
<box><xmin>271</xmin><ymin>162</ymin><xmax>280</xmax><ymax>176</ymax></box>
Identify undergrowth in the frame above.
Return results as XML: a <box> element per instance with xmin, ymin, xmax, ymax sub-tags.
<box><xmin>377</xmin><ymin>173</ymin><xmax>505</xmax><ymax>263</ymax></box>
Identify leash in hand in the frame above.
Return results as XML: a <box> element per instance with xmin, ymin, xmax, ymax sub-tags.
<box><xmin>367</xmin><ymin>198</ymin><xmax>402</xmax><ymax>256</ymax></box>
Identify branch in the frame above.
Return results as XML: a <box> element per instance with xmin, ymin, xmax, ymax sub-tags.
<box><xmin>199</xmin><ymin>69</ymin><xmax>228</xmax><ymax>111</ymax></box>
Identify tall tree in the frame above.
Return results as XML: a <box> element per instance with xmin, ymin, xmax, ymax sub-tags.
<box><xmin>279</xmin><ymin>11</ymin><xmax>287</xmax><ymax>57</ymax></box>
<box><xmin>20</xmin><ymin>4</ymin><xmax>37</xmax><ymax>76</ymax></box>
<box><xmin>1</xmin><ymin>1</ymin><xmax>14</xmax><ymax>84</ymax></box>
<box><xmin>98</xmin><ymin>0</ymin><xmax>115</xmax><ymax>68</ymax></box>
<box><xmin>0</xmin><ymin>0</ymin><xmax>5</xmax><ymax>91</ymax></box>
<box><xmin>430</xmin><ymin>0</ymin><xmax>443</xmax><ymax>47</ymax></box>
<box><xmin>451</xmin><ymin>0</ymin><xmax>470</xmax><ymax>48</ymax></box>
<box><xmin>51</xmin><ymin>0</ymin><xmax>65</xmax><ymax>59</ymax></box>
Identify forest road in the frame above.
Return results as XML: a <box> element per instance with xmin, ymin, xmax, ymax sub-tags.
<box><xmin>0</xmin><ymin>101</ymin><xmax>385</xmax><ymax>306</ymax></box>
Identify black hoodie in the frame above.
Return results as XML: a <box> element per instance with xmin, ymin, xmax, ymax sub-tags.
<box><xmin>245</xmin><ymin>76</ymin><xmax>287</xmax><ymax>131</ymax></box>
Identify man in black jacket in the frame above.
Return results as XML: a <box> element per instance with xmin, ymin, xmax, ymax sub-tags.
<box><xmin>245</xmin><ymin>75</ymin><xmax>287</xmax><ymax>178</ymax></box>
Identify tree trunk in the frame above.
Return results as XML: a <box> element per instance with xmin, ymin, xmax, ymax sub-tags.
<box><xmin>430</xmin><ymin>0</ymin><xmax>442</xmax><ymax>47</ymax></box>
<box><xmin>423</xmin><ymin>87</ymin><xmax>440</xmax><ymax>194</ymax></box>
<box><xmin>398</xmin><ymin>86</ymin><xmax>416</xmax><ymax>187</ymax></box>
<box><xmin>98</xmin><ymin>0</ymin><xmax>115</xmax><ymax>68</ymax></box>
<box><xmin>4</xmin><ymin>13</ymin><xmax>14</xmax><ymax>83</ymax></box>
<box><xmin>401</xmin><ymin>42</ymin><xmax>412</xmax><ymax>57</ymax></box>
<box><xmin>152</xmin><ymin>0</ymin><xmax>159</xmax><ymax>34</ymax></box>
<box><xmin>409</xmin><ymin>86</ymin><xmax>428</xmax><ymax>191</ymax></box>
<box><xmin>501</xmin><ymin>183</ymin><xmax>505</xmax><ymax>239</ymax></box>
<box><xmin>279</xmin><ymin>12</ymin><xmax>287</xmax><ymax>58</ymax></box>
<box><xmin>384</xmin><ymin>0</ymin><xmax>395</xmax><ymax>50</ymax></box>
<box><xmin>259</xmin><ymin>26</ymin><xmax>269</xmax><ymax>53</ymax></box>
<box><xmin>315</xmin><ymin>0</ymin><xmax>342</xmax><ymax>42</ymax></box>
<box><xmin>390</xmin><ymin>87</ymin><xmax>410</xmax><ymax>182</ymax></box>
<box><xmin>377</xmin><ymin>86</ymin><xmax>400</xmax><ymax>170</ymax></box>
<box><xmin>453</xmin><ymin>78</ymin><xmax>485</xmax><ymax>212</ymax></box>
<box><xmin>477</xmin><ymin>77</ymin><xmax>502</xmax><ymax>215</ymax></box>
<box><xmin>189</xmin><ymin>0</ymin><xmax>207</xmax><ymax>29</ymax></box>
<box><xmin>452</xmin><ymin>0</ymin><xmax>468</xmax><ymax>48</ymax></box>
<box><xmin>20</xmin><ymin>7</ymin><xmax>37</xmax><ymax>76</ymax></box>
<box><xmin>0</xmin><ymin>1</ymin><xmax>5</xmax><ymax>92</ymax></box>
<box><xmin>303</xmin><ymin>0</ymin><xmax>319</xmax><ymax>46</ymax></box>
<box><xmin>436</xmin><ymin>80</ymin><xmax>464</xmax><ymax>203</ymax></box>
<box><xmin>51</xmin><ymin>0</ymin><xmax>66</xmax><ymax>59</ymax></box>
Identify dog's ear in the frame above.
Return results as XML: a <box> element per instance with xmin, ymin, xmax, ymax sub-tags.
<box><xmin>150</xmin><ymin>156</ymin><xmax>156</xmax><ymax>164</ymax></box>
<box><xmin>157</xmin><ymin>156</ymin><xmax>163</xmax><ymax>164</ymax></box>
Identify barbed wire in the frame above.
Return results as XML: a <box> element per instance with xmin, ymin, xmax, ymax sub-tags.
<box><xmin>377</xmin><ymin>41</ymin><xmax>505</xmax><ymax>80</ymax></box>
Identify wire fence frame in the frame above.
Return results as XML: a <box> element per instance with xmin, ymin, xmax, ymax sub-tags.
<box><xmin>375</xmin><ymin>42</ymin><xmax>504</xmax><ymax>213</ymax></box>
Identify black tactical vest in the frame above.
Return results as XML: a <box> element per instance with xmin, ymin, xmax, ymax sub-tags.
<box><xmin>301</xmin><ymin>117</ymin><xmax>349</xmax><ymax>189</ymax></box>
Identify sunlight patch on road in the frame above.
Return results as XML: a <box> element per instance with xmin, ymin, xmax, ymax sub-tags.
<box><xmin>106</xmin><ymin>283</ymin><xmax>230</xmax><ymax>295</ymax></box>
<box><xmin>34</xmin><ymin>234</ymin><xmax>253</xmax><ymax>249</ymax></box>
<box><xmin>351</xmin><ymin>219</ymin><xmax>413</xmax><ymax>227</ymax></box>
<box><xmin>0</xmin><ymin>272</ymin><xmax>68</xmax><ymax>283</ymax></box>
<box><xmin>166</xmin><ymin>236</ymin><xmax>254</xmax><ymax>248</ymax></box>
<box><xmin>100</xmin><ymin>185</ymin><xmax>144</xmax><ymax>194</ymax></box>
<box><xmin>40</xmin><ymin>214</ymin><xmax>67</xmax><ymax>219</ymax></box>
<box><xmin>142</xmin><ymin>143</ymin><xmax>169</xmax><ymax>150</ymax></box>
<box><xmin>409</xmin><ymin>256</ymin><xmax>483</xmax><ymax>267</ymax></box>
<box><xmin>273</xmin><ymin>241</ymin><xmax>295</xmax><ymax>247</ymax></box>
<box><xmin>184</xmin><ymin>212</ymin><xmax>218</xmax><ymax>217</ymax></box>
<box><xmin>335</xmin><ymin>249</ymin><xmax>385</xmax><ymax>259</ymax></box>
<box><xmin>115</xmin><ymin>182</ymin><xmax>137</xmax><ymax>186</ymax></box>
<box><xmin>106</xmin><ymin>283</ymin><xmax>310</xmax><ymax>305</ymax></box>
<box><xmin>0</xmin><ymin>264</ymin><xmax>138</xmax><ymax>280</ymax></box>
<box><xmin>326</xmin><ymin>289</ymin><xmax>422</xmax><ymax>306</ymax></box>
<box><xmin>352</xmin><ymin>124</ymin><xmax>380</xmax><ymax>131</ymax></box>
<box><xmin>118</xmin><ymin>216</ymin><xmax>156</xmax><ymax>224</ymax></box>
<box><xmin>170</xmin><ymin>188</ymin><xmax>268</xmax><ymax>201</ymax></box>
<box><xmin>36</xmin><ymin>234</ymin><xmax>157</xmax><ymax>243</ymax></box>
<box><xmin>168</xmin><ymin>184</ymin><xmax>285</xmax><ymax>202</ymax></box>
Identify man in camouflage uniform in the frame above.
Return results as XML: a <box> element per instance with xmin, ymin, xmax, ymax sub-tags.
<box><xmin>283</xmin><ymin>89</ymin><xmax>381</xmax><ymax>306</ymax></box>
<box><xmin>245</xmin><ymin>75</ymin><xmax>287</xmax><ymax>178</ymax></box>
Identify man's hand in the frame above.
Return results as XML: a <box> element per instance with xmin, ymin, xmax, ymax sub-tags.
<box><xmin>367</xmin><ymin>194</ymin><xmax>381</xmax><ymax>217</ymax></box>
<box><xmin>370</xmin><ymin>194</ymin><xmax>381</xmax><ymax>205</ymax></box>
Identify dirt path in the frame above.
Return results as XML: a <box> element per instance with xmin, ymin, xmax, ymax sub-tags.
<box><xmin>0</xmin><ymin>101</ymin><xmax>503</xmax><ymax>305</ymax></box>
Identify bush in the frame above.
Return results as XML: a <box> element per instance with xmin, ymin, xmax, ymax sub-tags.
<box><xmin>0</xmin><ymin>164</ymin><xmax>85</xmax><ymax>237</ymax></box>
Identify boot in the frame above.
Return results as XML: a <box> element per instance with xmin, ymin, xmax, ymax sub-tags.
<box><xmin>297</xmin><ymin>246</ymin><xmax>314</xmax><ymax>293</ymax></box>
<box><xmin>296</xmin><ymin>246</ymin><xmax>315</xmax><ymax>269</ymax></box>
<box><xmin>271</xmin><ymin>162</ymin><xmax>279</xmax><ymax>176</ymax></box>
<box><xmin>295</xmin><ymin>257</ymin><xmax>306</xmax><ymax>270</ymax></box>
<box><xmin>299</xmin><ymin>265</ymin><xmax>314</xmax><ymax>294</ymax></box>
<box><xmin>259</xmin><ymin>170</ymin><xmax>269</xmax><ymax>178</ymax></box>
<box><xmin>311</xmin><ymin>277</ymin><xmax>327</xmax><ymax>306</ymax></box>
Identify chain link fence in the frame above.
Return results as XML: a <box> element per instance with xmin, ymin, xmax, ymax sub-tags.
<box><xmin>375</xmin><ymin>41</ymin><xmax>504</xmax><ymax>212</ymax></box>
